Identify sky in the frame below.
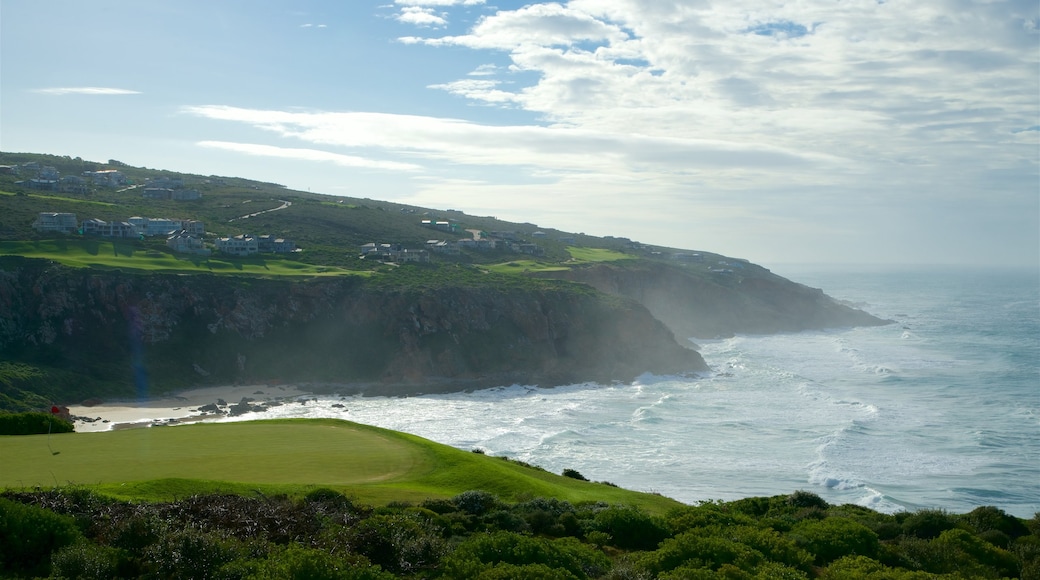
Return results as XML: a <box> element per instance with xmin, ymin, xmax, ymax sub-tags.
<box><xmin>2</xmin><ymin>0</ymin><xmax>1038</xmax><ymax>268</ymax></box>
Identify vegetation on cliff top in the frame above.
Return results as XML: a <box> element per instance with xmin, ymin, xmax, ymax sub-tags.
<box><xmin>1</xmin><ymin>417</ymin><xmax>1036</xmax><ymax>578</ymax></box>
<box><xmin>1</xmin><ymin>485</ymin><xmax>1035</xmax><ymax>579</ymax></box>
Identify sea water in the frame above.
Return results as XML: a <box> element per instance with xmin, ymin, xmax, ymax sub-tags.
<box><xmin>224</xmin><ymin>265</ymin><xmax>1040</xmax><ymax>518</ymax></box>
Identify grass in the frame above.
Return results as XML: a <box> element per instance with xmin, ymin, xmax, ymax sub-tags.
<box><xmin>0</xmin><ymin>189</ymin><xmax>116</xmax><ymax>206</ymax></box>
<box><xmin>483</xmin><ymin>260</ymin><xmax>571</xmax><ymax>275</ymax></box>
<box><xmin>0</xmin><ymin>418</ymin><xmax>682</xmax><ymax>513</ymax></box>
<box><xmin>0</xmin><ymin>240</ymin><xmax>370</xmax><ymax>277</ymax></box>
<box><xmin>565</xmin><ymin>247</ymin><xmax>633</xmax><ymax>263</ymax></box>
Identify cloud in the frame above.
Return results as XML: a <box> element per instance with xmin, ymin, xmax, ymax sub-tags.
<box><xmin>395</xmin><ymin>0</ymin><xmax>484</xmax><ymax>5</ymax></box>
<box><xmin>185</xmin><ymin>105</ymin><xmax>839</xmax><ymax>185</ymax></box>
<box><xmin>396</xmin><ymin>7</ymin><xmax>447</xmax><ymax>27</ymax></box>
<box><xmin>300</xmin><ymin>23</ymin><xmax>328</xmax><ymax>28</ymax></box>
<box><xmin>197</xmin><ymin>141</ymin><xmax>423</xmax><ymax>172</ymax></box>
<box><xmin>33</xmin><ymin>87</ymin><xmax>141</xmax><ymax>95</ymax></box>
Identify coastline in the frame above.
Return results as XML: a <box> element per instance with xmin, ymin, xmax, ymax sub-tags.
<box><xmin>67</xmin><ymin>384</ymin><xmax>314</xmax><ymax>432</ymax></box>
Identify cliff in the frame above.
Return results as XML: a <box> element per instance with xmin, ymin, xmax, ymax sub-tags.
<box><xmin>0</xmin><ymin>258</ymin><xmax>706</xmax><ymax>406</ymax></box>
<box><xmin>535</xmin><ymin>261</ymin><xmax>889</xmax><ymax>341</ymax></box>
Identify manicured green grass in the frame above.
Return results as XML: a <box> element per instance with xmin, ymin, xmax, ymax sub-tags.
<box><xmin>565</xmin><ymin>246</ymin><xmax>633</xmax><ymax>263</ymax></box>
<box><xmin>483</xmin><ymin>260</ymin><xmax>571</xmax><ymax>274</ymax></box>
<box><xmin>0</xmin><ymin>418</ymin><xmax>681</xmax><ymax>512</ymax></box>
<box><xmin>0</xmin><ymin>240</ymin><xmax>369</xmax><ymax>277</ymax></box>
<box><xmin>0</xmin><ymin>189</ymin><xmax>116</xmax><ymax>206</ymax></box>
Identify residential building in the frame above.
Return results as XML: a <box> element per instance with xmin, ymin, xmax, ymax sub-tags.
<box><xmin>86</xmin><ymin>170</ymin><xmax>127</xmax><ymax>187</ymax></box>
<box><xmin>128</xmin><ymin>217</ymin><xmax>183</xmax><ymax>237</ymax></box>
<box><xmin>170</xmin><ymin>189</ymin><xmax>202</xmax><ymax>201</ymax></box>
<box><xmin>59</xmin><ymin>175</ymin><xmax>89</xmax><ymax>194</ymax></box>
<box><xmin>32</xmin><ymin>212</ymin><xmax>78</xmax><ymax>234</ymax></box>
<box><xmin>257</xmin><ymin>234</ymin><xmax>295</xmax><ymax>253</ymax></box>
<box><xmin>215</xmin><ymin>235</ymin><xmax>259</xmax><ymax>256</ymax></box>
<box><xmin>81</xmin><ymin>219</ymin><xmax>135</xmax><ymax>238</ymax></box>
<box><xmin>167</xmin><ymin>231</ymin><xmax>210</xmax><ymax>256</ymax></box>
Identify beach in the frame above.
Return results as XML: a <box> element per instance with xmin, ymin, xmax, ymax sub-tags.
<box><xmin>67</xmin><ymin>384</ymin><xmax>313</xmax><ymax>432</ymax></box>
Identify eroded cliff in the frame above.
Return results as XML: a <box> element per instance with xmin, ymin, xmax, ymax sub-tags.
<box><xmin>536</xmin><ymin>261</ymin><xmax>889</xmax><ymax>341</ymax></box>
<box><xmin>0</xmin><ymin>258</ymin><xmax>706</xmax><ymax>403</ymax></box>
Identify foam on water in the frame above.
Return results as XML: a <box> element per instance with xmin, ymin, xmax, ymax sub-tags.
<box><xmin>206</xmin><ymin>267</ymin><xmax>1038</xmax><ymax>517</ymax></box>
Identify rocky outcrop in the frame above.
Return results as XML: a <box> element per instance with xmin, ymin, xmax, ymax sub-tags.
<box><xmin>535</xmin><ymin>261</ymin><xmax>889</xmax><ymax>340</ymax></box>
<box><xmin>0</xmin><ymin>257</ymin><xmax>706</xmax><ymax>402</ymax></box>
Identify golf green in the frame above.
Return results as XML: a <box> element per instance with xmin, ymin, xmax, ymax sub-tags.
<box><xmin>0</xmin><ymin>419</ymin><xmax>428</xmax><ymax>488</ymax></box>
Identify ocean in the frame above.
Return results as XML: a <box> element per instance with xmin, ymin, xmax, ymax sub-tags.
<box><xmin>216</xmin><ymin>265</ymin><xmax>1040</xmax><ymax>518</ymax></box>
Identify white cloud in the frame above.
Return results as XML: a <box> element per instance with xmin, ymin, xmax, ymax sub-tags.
<box><xmin>396</xmin><ymin>6</ymin><xmax>447</xmax><ymax>27</ymax></box>
<box><xmin>33</xmin><ymin>87</ymin><xmax>141</xmax><ymax>95</ymax></box>
<box><xmin>197</xmin><ymin>141</ymin><xmax>423</xmax><ymax>172</ymax></box>
<box><xmin>395</xmin><ymin>0</ymin><xmax>484</xmax><ymax>5</ymax></box>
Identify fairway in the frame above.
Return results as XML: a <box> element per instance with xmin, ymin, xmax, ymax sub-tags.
<box><xmin>0</xmin><ymin>418</ymin><xmax>683</xmax><ymax>512</ymax></box>
<box><xmin>0</xmin><ymin>419</ymin><xmax>428</xmax><ymax>488</ymax></box>
<box><xmin>0</xmin><ymin>240</ymin><xmax>366</xmax><ymax>277</ymax></box>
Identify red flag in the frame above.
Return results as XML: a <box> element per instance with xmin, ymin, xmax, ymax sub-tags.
<box><xmin>50</xmin><ymin>405</ymin><xmax>60</xmax><ymax>415</ymax></box>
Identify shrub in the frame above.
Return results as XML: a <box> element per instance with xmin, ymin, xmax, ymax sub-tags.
<box><xmin>452</xmin><ymin>490</ymin><xmax>500</xmax><ymax>516</ymax></box>
<box><xmin>443</xmin><ymin>532</ymin><xmax>609</xmax><ymax>579</ymax></box>
<box><xmin>592</xmin><ymin>505</ymin><xmax>670</xmax><ymax>551</ymax></box>
<box><xmin>900</xmin><ymin>509</ymin><xmax>958</xmax><ymax>540</ymax></box>
<box><xmin>0</xmin><ymin>411</ymin><xmax>74</xmax><ymax>435</ymax></box>
<box><xmin>50</xmin><ymin>541</ymin><xmax>121</xmax><ymax>580</ymax></box>
<box><xmin>637</xmin><ymin>531</ymin><xmax>765</xmax><ymax>576</ymax></box>
<box><xmin>346</xmin><ymin>514</ymin><xmax>446</xmax><ymax>574</ymax></box>
<box><xmin>562</xmin><ymin>468</ymin><xmax>589</xmax><ymax>481</ymax></box>
<box><xmin>143</xmin><ymin>527</ymin><xmax>239</xmax><ymax>580</ymax></box>
<box><xmin>791</xmin><ymin>517</ymin><xmax>880</xmax><ymax>565</ymax></box>
<box><xmin>248</xmin><ymin>544</ymin><xmax>394</xmax><ymax>580</ymax></box>
<box><xmin>960</xmin><ymin>506</ymin><xmax>1029</xmax><ymax>540</ymax></box>
<box><xmin>787</xmin><ymin>490</ymin><xmax>828</xmax><ymax>510</ymax></box>
<box><xmin>0</xmin><ymin>496</ymin><xmax>83</xmax><ymax>576</ymax></box>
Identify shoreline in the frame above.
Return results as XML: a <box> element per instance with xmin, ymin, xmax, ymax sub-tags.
<box><xmin>67</xmin><ymin>384</ymin><xmax>314</xmax><ymax>432</ymax></box>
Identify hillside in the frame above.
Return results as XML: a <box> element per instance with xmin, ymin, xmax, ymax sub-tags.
<box><xmin>0</xmin><ymin>153</ymin><xmax>887</xmax><ymax>409</ymax></box>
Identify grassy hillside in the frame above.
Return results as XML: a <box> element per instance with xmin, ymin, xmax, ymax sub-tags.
<box><xmin>0</xmin><ymin>418</ymin><xmax>679</xmax><ymax>512</ymax></box>
<box><xmin>0</xmin><ymin>152</ymin><xmax>712</xmax><ymax>272</ymax></box>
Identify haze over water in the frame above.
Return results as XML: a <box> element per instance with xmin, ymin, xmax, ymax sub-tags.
<box><xmin>221</xmin><ymin>265</ymin><xmax>1040</xmax><ymax>518</ymax></box>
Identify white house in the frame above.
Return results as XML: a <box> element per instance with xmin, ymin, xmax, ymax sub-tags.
<box><xmin>215</xmin><ymin>235</ymin><xmax>259</xmax><ymax>256</ymax></box>
<box><xmin>167</xmin><ymin>231</ymin><xmax>210</xmax><ymax>255</ymax></box>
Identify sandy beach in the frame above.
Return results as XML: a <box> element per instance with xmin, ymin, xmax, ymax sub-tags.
<box><xmin>67</xmin><ymin>384</ymin><xmax>313</xmax><ymax>432</ymax></box>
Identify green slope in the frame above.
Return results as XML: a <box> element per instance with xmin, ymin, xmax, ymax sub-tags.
<box><xmin>0</xmin><ymin>418</ymin><xmax>681</xmax><ymax>513</ymax></box>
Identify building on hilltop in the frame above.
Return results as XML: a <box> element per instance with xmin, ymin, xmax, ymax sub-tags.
<box><xmin>128</xmin><ymin>217</ymin><xmax>184</xmax><ymax>237</ymax></box>
<box><xmin>167</xmin><ymin>231</ymin><xmax>210</xmax><ymax>256</ymax></box>
<box><xmin>59</xmin><ymin>175</ymin><xmax>89</xmax><ymax>194</ymax></box>
<box><xmin>81</xmin><ymin>218</ymin><xmax>135</xmax><ymax>238</ymax></box>
<box><xmin>85</xmin><ymin>170</ymin><xmax>127</xmax><ymax>188</ymax></box>
<box><xmin>215</xmin><ymin>234</ymin><xmax>259</xmax><ymax>256</ymax></box>
<box><xmin>257</xmin><ymin>234</ymin><xmax>295</xmax><ymax>254</ymax></box>
<box><xmin>32</xmin><ymin>212</ymin><xmax>78</xmax><ymax>234</ymax></box>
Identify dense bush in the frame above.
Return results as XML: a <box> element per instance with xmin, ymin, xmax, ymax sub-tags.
<box><xmin>0</xmin><ymin>488</ymin><xmax>1035</xmax><ymax>579</ymax></box>
<box><xmin>791</xmin><ymin>517</ymin><xmax>880</xmax><ymax>565</ymax></box>
<box><xmin>592</xmin><ymin>505</ymin><xmax>670</xmax><ymax>550</ymax></box>
<box><xmin>0</xmin><ymin>497</ymin><xmax>83</xmax><ymax>576</ymax></box>
<box><xmin>0</xmin><ymin>411</ymin><xmax>74</xmax><ymax>435</ymax></box>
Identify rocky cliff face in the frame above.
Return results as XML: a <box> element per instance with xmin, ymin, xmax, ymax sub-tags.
<box><xmin>0</xmin><ymin>258</ymin><xmax>706</xmax><ymax>401</ymax></box>
<box><xmin>536</xmin><ymin>261</ymin><xmax>889</xmax><ymax>341</ymax></box>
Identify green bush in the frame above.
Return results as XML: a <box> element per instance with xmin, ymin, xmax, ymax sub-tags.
<box><xmin>0</xmin><ymin>496</ymin><xmax>83</xmax><ymax>576</ymax></box>
<box><xmin>143</xmin><ymin>527</ymin><xmax>239</xmax><ymax>580</ymax></box>
<box><xmin>637</xmin><ymin>530</ymin><xmax>766</xmax><ymax>576</ymax></box>
<box><xmin>247</xmin><ymin>544</ymin><xmax>394</xmax><ymax>580</ymax></box>
<box><xmin>50</xmin><ymin>541</ymin><xmax>122</xmax><ymax>580</ymax></box>
<box><xmin>345</xmin><ymin>514</ymin><xmax>446</xmax><ymax>574</ymax></box>
<box><xmin>900</xmin><ymin>509</ymin><xmax>958</xmax><ymax>540</ymax></box>
<box><xmin>592</xmin><ymin>505</ymin><xmax>670</xmax><ymax>550</ymax></box>
<box><xmin>0</xmin><ymin>411</ymin><xmax>74</xmax><ymax>435</ymax></box>
<box><xmin>791</xmin><ymin>517</ymin><xmax>880</xmax><ymax>565</ymax></box>
<box><xmin>443</xmin><ymin>532</ymin><xmax>609</xmax><ymax>580</ymax></box>
<box><xmin>452</xmin><ymin>490</ymin><xmax>500</xmax><ymax>516</ymax></box>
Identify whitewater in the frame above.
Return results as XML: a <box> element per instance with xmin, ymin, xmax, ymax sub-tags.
<box><xmin>193</xmin><ymin>266</ymin><xmax>1040</xmax><ymax>517</ymax></box>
